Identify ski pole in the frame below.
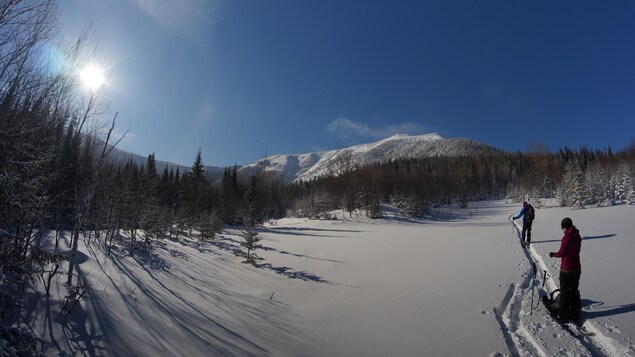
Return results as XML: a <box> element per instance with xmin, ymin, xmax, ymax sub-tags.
<box><xmin>536</xmin><ymin>269</ymin><xmax>548</xmax><ymax>309</ymax></box>
<box><xmin>530</xmin><ymin>262</ymin><xmax>537</xmax><ymax>315</ymax></box>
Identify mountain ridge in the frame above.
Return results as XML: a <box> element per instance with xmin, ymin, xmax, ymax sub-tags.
<box><xmin>108</xmin><ymin>133</ymin><xmax>500</xmax><ymax>183</ymax></box>
<box><xmin>237</xmin><ymin>133</ymin><xmax>499</xmax><ymax>183</ymax></box>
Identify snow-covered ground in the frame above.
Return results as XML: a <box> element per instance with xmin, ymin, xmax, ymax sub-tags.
<box><xmin>21</xmin><ymin>200</ymin><xmax>635</xmax><ymax>356</ymax></box>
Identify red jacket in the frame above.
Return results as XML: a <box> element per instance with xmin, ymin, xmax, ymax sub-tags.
<box><xmin>554</xmin><ymin>226</ymin><xmax>582</xmax><ymax>273</ymax></box>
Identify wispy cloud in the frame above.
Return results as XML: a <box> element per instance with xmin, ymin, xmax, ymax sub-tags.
<box><xmin>133</xmin><ymin>0</ymin><xmax>222</xmax><ymax>35</ymax></box>
<box><xmin>327</xmin><ymin>117</ymin><xmax>426</xmax><ymax>141</ymax></box>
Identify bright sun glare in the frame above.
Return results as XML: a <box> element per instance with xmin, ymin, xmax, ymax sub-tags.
<box><xmin>79</xmin><ymin>64</ymin><xmax>105</xmax><ymax>91</ymax></box>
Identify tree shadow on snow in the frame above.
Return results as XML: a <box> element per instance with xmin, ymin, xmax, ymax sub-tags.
<box><xmin>171</xmin><ymin>237</ymin><xmax>225</xmax><ymax>258</ymax></box>
<box><xmin>261</xmin><ymin>226</ymin><xmax>362</xmax><ymax>238</ymax></box>
<box><xmin>15</xmin><ymin>289</ymin><xmax>108</xmax><ymax>356</ymax></box>
<box><xmin>92</xmin><ymin>250</ymin><xmax>274</xmax><ymax>356</ymax></box>
<box><xmin>211</xmin><ymin>236</ymin><xmax>344</xmax><ymax>286</ymax></box>
<box><xmin>379</xmin><ymin>215</ymin><xmax>428</xmax><ymax>224</ymax></box>
<box><xmin>53</xmin><ymin>300</ymin><xmax>109</xmax><ymax>356</ymax></box>
<box><xmin>131</xmin><ymin>248</ymin><xmax>173</xmax><ymax>272</ymax></box>
<box><xmin>212</xmin><ymin>235</ymin><xmax>343</xmax><ymax>266</ymax></box>
<box><xmin>252</xmin><ymin>262</ymin><xmax>332</xmax><ymax>284</ymax></box>
<box><xmin>259</xmin><ymin>245</ymin><xmax>344</xmax><ymax>264</ymax></box>
<box><xmin>210</xmin><ymin>236</ymin><xmax>244</xmax><ymax>256</ymax></box>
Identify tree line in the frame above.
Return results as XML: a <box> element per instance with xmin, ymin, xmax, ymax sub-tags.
<box><xmin>289</xmin><ymin>145</ymin><xmax>635</xmax><ymax>219</ymax></box>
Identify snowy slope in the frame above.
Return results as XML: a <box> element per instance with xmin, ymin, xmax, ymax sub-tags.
<box><xmin>25</xmin><ymin>201</ymin><xmax>635</xmax><ymax>356</ymax></box>
<box><xmin>238</xmin><ymin>133</ymin><xmax>499</xmax><ymax>183</ymax></box>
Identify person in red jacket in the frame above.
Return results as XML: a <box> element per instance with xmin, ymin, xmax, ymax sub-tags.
<box><xmin>549</xmin><ymin>217</ymin><xmax>582</xmax><ymax>322</ymax></box>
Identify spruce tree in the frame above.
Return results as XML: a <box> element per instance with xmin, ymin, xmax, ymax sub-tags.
<box><xmin>191</xmin><ymin>148</ymin><xmax>206</xmax><ymax>184</ymax></box>
<box><xmin>615</xmin><ymin>162</ymin><xmax>634</xmax><ymax>204</ymax></box>
<box><xmin>563</xmin><ymin>160</ymin><xmax>587</xmax><ymax>209</ymax></box>
<box><xmin>240</xmin><ymin>223</ymin><xmax>261</xmax><ymax>263</ymax></box>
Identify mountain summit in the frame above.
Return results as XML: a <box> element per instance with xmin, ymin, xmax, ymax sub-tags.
<box><xmin>238</xmin><ymin>133</ymin><xmax>498</xmax><ymax>183</ymax></box>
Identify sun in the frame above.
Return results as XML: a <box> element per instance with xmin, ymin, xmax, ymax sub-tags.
<box><xmin>79</xmin><ymin>63</ymin><xmax>106</xmax><ymax>92</ymax></box>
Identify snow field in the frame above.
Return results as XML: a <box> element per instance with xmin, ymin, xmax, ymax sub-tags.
<box><xmin>24</xmin><ymin>200</ymin><xmax>635</xmax><ymax>356</ymax></box>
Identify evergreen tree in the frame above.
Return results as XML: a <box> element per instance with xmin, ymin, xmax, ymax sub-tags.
<box><xmin>181</xmin><ymin>150</ymin><xmax>207</xmax><ymax>235</ymax></box>
<box><xmin>191</xmin><ymin>148</ymin><xmax>206</xmax><ymax>184</ymax></box>
<box><xmin>200</xmin><ymin>211</ymin><xmax>223</xmax><ymax>241</ymax></box>
<box><xmin>220</xmin><ymin>166</ymin><xmax>239</xmax><ymax>224</ymax></box>
<box><xmin>243</xmin><ymin>175</ymin><xmax>261</xmax><ymax>226</ymax></box>
<box><xmin>615</xmin><ymin>162</ymin><xmax>634</xmax><ymax>204</ymax></box>
<box><xmin>563</xmin><ymin>160</ymin><xmax>587</xmax><ymax>209</ymax></box>
<box><xmin>139</xmin><ymin>153</ymin><xmax>162</xmax><ymax>249</ymax></box>
<box><xmin>240</xmin><ymin>223</ymin><xmax>261</xmax><ymax>263</ymax></box>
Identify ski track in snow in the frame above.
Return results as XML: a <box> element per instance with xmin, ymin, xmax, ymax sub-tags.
<box><xmin>493</xmin><ymin>220</ymin><xmax>633</xmax><ymax>357</ymax></box>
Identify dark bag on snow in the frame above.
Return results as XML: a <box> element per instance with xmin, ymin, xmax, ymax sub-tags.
<box><xmin>542</xmin><ymin>289</ymin><xmax>581</xmax><ymax>321</ymax></box>
<box><xmin>542</xmin><ymin>289</ymin><xmax>561</xmax><ymax>317</ymax></box>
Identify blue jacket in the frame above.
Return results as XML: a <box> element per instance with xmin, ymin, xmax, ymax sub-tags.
<box><xmin>513</xmin><ymin>205</ymin><xmax>528</xmax><ymax>221</ymax></box>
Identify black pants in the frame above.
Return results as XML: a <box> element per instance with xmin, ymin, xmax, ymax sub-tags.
<box><xmin>559</xmin><ymin>271</ymin><xmax>581</xmax><ymax>321</ymax></box>
<box><xmin>522</xmin><ymin>221</ymin><xmax>532</xmax><ymax>244</ymax></box>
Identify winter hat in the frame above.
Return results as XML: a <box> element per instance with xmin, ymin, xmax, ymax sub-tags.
<box><xmin>522</xmin><ymin>201</ymin><xmax>527</xmax><ymax>206</ymax></box>
<box><xmin>561</xmin><ymin>217</ymin><xmax>573</xmax><ymax>230</ymax></box>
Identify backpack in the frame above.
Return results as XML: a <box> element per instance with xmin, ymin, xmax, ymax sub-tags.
<box><xmin>526</xmin><ymin>204</ymin><xmax>535</xmax><ymax>222</ymax></box>
<box><xmin>542</xmin><ymin>289</ymin><xmax>581</xmax><ymax>322</ymax></box>
<box><xmin>542</xmin><ymin>289</ymin><xmax>561</xmax><ymax>317</ymax></box>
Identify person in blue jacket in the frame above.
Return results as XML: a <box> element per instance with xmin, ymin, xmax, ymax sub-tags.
<box><xmin>512</xmin><ymin>201</ymin><xmax>535</xmax><ymax>247</ymax></box>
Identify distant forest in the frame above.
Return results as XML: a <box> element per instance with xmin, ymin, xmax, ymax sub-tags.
<box><xmin>1</xmin><ymin>1</ymin><xmax>635</xmax><ymax>351</ymax></box>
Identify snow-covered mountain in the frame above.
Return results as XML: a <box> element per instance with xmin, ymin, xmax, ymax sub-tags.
<box><xmin>238</xmin><ymin>133</ymin><xmax>499</xmax><ymax>183</ymax></box>
<box><xmin>107</xmin><ymin>133</ymin><xmax>498</xmax><ymax>183</ymax></box>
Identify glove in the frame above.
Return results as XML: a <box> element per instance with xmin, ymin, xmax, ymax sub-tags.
<box><xmin>549</xmin><ymin>252</ymin><xmax>556</xmax><ymax>258</ymax></box>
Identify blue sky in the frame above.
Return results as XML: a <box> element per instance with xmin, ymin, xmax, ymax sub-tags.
<box><xmin>57</xmin><ymin>0</ymin><xmax>635</xmax><ymax>167</ymax></box>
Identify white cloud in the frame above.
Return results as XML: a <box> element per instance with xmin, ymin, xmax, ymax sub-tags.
<box><xmin>134</xmin><ymin>0</ymin><xmax>221</xmax><ymax>35</ymax></box>
<box><xmin>327</xmin><ymin>117</ymin><xmax>426</xmax><ymax>140</ymax></box>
